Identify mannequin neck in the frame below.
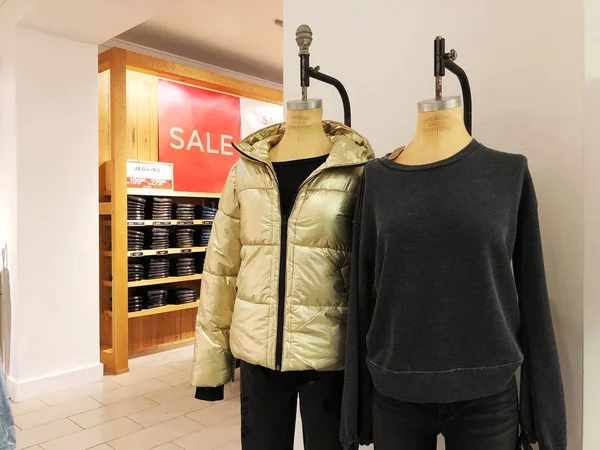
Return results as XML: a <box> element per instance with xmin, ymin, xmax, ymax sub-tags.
<box><xmin>395</xmin><ymin>105</ymin><xmax>472</xmax><ymax>165</ymax></box>
<box><xmin>269</xmin><ymin>108</ymin><xmax>332</xmax><ymax>163</ymax></box>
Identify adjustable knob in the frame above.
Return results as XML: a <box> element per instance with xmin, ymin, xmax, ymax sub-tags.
<box><xmin>296</xmin><ymin>25</ymin><xmax>313</xmax><ymax>56</ymax></box>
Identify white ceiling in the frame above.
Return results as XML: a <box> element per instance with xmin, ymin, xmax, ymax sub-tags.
<box><xmin>116</xmin><ymin>0</ymin><xmax>283</xmax><ymax>84</ymax></box>
<box><xmin>20</xmin><ymin>0</ymin><xmax>184</xmax><ymax>44</ymax></box>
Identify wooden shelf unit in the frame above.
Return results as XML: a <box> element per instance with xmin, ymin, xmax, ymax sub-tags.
<box><xmin>103</xmin><ymin>220</ymin><xmax>214</xmax><ymax>227</ymax></box>
<box><xmin>98</xmin><ymin>48</ymin><xmax>283</xmax><ymax>375</ymax></box>
<box><xmin>105</xmin><ymin>300</ymin><xmax>200</xmax><ymax>318</ymax></box>
<box><xmin>104</xmin><ymin>274</ymin><xmax>203</xmax><ymax>288</ymax></box>
<box><xmin>103</xmin><ymin>247</ymin><xmax>207</xmax><ymax>257</ymax></box>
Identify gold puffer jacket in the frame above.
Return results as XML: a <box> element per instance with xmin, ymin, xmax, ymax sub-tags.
<box><xmin>192</xmin><ymin>121</ymin><xmax>375</xmax><ymax>388</ymax></box>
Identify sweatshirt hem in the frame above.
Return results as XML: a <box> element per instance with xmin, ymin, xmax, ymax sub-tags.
<box><xmin>367</xmin><ymin>358</ymin><xmax>522</xmax><ymax>403</ymax></box>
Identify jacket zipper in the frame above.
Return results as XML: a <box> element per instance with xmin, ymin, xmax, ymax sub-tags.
<box><xmin>231</xmin><ymin>142</ymin><xmax>368</xmax><ymax>371</ymax></box>
<box><xmin>274</xmin><ymin>174</ymin><xmax>327</xmax><ymax>370</ymax></box>
<box><xmin>275</xmin><ymin>197</ymin><xmax>289</xmax><ymax>371</ymax></box>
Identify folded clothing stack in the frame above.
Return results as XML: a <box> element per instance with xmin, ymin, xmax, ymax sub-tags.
<box><xmin>152</xmin><ymin>197</ymin><xmax>172</xmax><ymax>220</ymax></box>
<box><xmin>176</xmin><ymin>228</ymin><xmax>195</xmax><ymax>248</ymax></box>
<box><xmin>146</xmin><ymin>289</ymin><xmax>168</xmax><ymax>309</ymax></box>
<box><xmin>176</xmin><ymin>204</ymin><xmax>195</xmax><ymax>220</ymax></box>
<box><xmin>176</xmin><ymin>257</ymin><xmax>196</xmax><ymax>276</ymax></box>
<box><xmin>128</xmin><ymin>196</ymin><xmax>146</xmax><ymax>220</ymax></box>
<box><xmin>151</xmin><ymin>227</ymin><xmax>170</xmax><ymax>249</ymax></box>
<box><xmin>170</xmin><ymin>288</ymin><xmax>197</xmax><ymax>305</ymax></box>
<box><xmin>128</xmin><ymin>229</ymin><xmax>145</xmax><ymax>251</ymax></box>
<box><xmin>128</xmin><ymin>263</ymin><xmax>144</xmax><ymax>282</ymax></box>
<box><xmin>147</xmin><ymin>258</ymin><xmax>170</xmax><ymax>279</ymax></box>
<box><xmin>199</xmin><ymin>226</ymin><xmax>211</xmax><ymax>247</ymax></box>
<box><xmin>129</xmin><ymin>295</ymin><xmax>143</xmax><ymax>312</ymax></box>
<box><xmin>196</xmin><ymin>205</ymin><xmax>217</xmax><ymax>220</ymax></box>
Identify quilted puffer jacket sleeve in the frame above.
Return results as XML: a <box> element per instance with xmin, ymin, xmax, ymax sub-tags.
<box><xmin>192</xmin><ymin>166</ymin><xmax>242</xmax><ymax>388</ymax></box>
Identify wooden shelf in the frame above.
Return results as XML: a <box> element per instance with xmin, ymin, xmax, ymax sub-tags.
<box><xmin>99</xmin><ymin>202</ymin><xmax>111</xmax><ymax>216</ymax></box>
<box><xmin>105</xmin><ymin>300</ymin><xmax>200</xmax><ymax>318</ymax></box>
<box><xmin>129</xmin><ymin>337</ymin><xmax>196</xmax><ymax>356</ymax></box>
<box><xmin>103</xmin><ymin>247</ymin><xmax>207</xmax><ymax>257</ymax></box>
<box><xmin>98</xmin><ymin>47</ymin><xmax>280</xmax><ymax>374</ymax></box>
<box><xmin>127</xmin><ymin>188</ymin><xmax>221</xmax><ymax>198</ymax></box>
<box><xmin>104</xmin><ymin>273</ymin><xmax>203</xmax><ymax>288</ymax></box>
<box><xmin>103</xmin><ymin>219</ymin><xmax>214</xmax><ymax>227</ymax></box>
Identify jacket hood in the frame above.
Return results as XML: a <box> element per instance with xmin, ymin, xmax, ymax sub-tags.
<box><xmin>234</xmin><ymin>120</ymin><xmax>375</xmax><ymax>167</ymax></box>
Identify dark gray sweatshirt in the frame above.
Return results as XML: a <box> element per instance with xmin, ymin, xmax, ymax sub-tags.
<box><xmin>340</xmin><ymin>140</ymin><xmax>566</xmax><ymax>450</ymax></box>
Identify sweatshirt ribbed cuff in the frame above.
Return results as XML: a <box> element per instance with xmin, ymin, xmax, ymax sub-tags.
<box><xmin>194</xmin><ymin>385</ymin><xmax>224</xmax><ymax>402</ymax></box>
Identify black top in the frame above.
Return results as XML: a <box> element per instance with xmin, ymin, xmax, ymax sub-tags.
<box><xmin>340</xmin><ymin>140</ymin><xmax>566</xmax><ymax>450</ymax></box>
<box><xmin>195</xmin><ymin>153</ymin><xmax>328</xmax><ymax>401</ymax></box>
<box><xmin>272</xmin><ymin>154</ymin><xmax>329</xmax><ymax>216</ymax></box>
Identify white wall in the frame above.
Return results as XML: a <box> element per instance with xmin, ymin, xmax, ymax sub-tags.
<box><xmin>0</xmin><ymin>13</ymin><xmax>19</xmax><ymax>378</ymax></box>
<box><xmin>284</xmin><ymin>1</ymin><xmax>585</xmax><ymax>448</ymax></box>
<box><xmin>3</xmin><ymin>26</ymin><xmax>102</xmax><ymax>400</ymax></box>
<box><xmin>583</xmin><ymin>0</ymin><xmax>600</xmax><ymax>447</ymax></box>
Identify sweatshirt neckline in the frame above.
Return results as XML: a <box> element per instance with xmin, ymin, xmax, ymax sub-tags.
<box><xmin>378</xmin><ymin>139</ymin><xmax>480</xmax><ymax>171</ymax></box>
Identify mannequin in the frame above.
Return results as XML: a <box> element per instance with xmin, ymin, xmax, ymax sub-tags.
<box><xmin>269</xmin><ymin>99</ymin><xmax>333</xmax><ymax>163</ymax></box>
<box><xmin>392</xmin><ymin>96</ymin><xmax>472</xmax><ymax>165</ymax></box>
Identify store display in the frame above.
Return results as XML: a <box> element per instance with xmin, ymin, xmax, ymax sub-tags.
<box><xmin>150</xmin><ymin>227</ymin><xmax>170</xmax><ymax>249</ymax></box>
<box><xmin>128</xmin><ymin>195</ymin><xmax>146</xmax><ymax>220</ymax></box>
<box><xmin>128</xmin><ymin>229</ymin><xmax>145</xmax><ymax>251</ymax></box>
<box><xmin>171</xmin><ymin>288</ymin><xmax>197</xmax><ymax>305</ymax></box>
<box><xmin>110</xmin><ymin>295</ymin><xmax>144</xmax><ymax>313</ymax></box>
<box><xmin>146</xmin><ymin>258</ymin><xmax>170</xmax><ymax>279</ymax></box>
<box><xmin>198</xmin><ymin>227</ymin><xmax>211</xmax><ymax>247</ymax></box>
<box><xmin>99</xmin><ymin>45</ymin><xmax>272</xmax><ymax>376</ymax></box>
<box><xmin>176</xmin><ymin>228</ymin><xmax>195</xmax><ymax>248</ymax></box>
<box><xmin>191</xmin><ymin>112</ymin><xmax>374</xmax><ymax>429</ymax></box>
<box><xmin>146</xmin><ymin>289</ymin><xmax>168</xmax><ymax>309</ymax></box>
<box><xmin>340</xmin><ymin>57</ymin><xmax>566</xmax><ymax>450</ymax></box>
<box><xmin>152</xmin><ymin>197</ymin><xmax>173</xmax><ymax>220</ymax></box>
<box><xmin>176</xmin><ymin>204</ymin><xmax>196</xmax><ymax>220</ymax></box>
<box><xmin>197</xmin><ymin>205</ymin><xmax>217</xmax><ymax>220</ymax></box>
<box><xmin>128</xmin><ymin>263</ymin><xmax>144</xmax><ymax>282</ymax></box>
<box><xmin>176</xmin><ymin>257</ymin><xmax>196</xmax><ymax>276</ymax></box>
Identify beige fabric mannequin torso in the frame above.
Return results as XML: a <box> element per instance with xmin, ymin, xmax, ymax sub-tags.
<box><xmin>393</xmin><ymin>105</ymin><xmax>472</xmax><ymax>165</ymax></box>
<box><xmin>270</xmin><ymin>108</ymin><xmax>333</xmax><ymax>162</ymax></box>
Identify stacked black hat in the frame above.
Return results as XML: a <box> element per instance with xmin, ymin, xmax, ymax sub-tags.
<box><xmin>199</xmin><ymin>226</ymin><xmax>211</xmax><ymax>247</ymax></box>
<box><xmin>128</xmin><ymin>295</ymin><xmax>144</xmax><ymax>312</ymax></box>
<box><xmin>128</xmin><ymin>229</ymin><xmax>145</xmax><ymax>251</ymax></box>
<box><xmin>176</xmin><ymin>204</ymin><xmax>195</xmax><ymax>220</ymax></box>
<box><xmin>197</xmin><ymin>205</ymin><xmax>217</xmax><ymax>220</ymax></box>
<box><xmin>170</xmin><ymin>288</ymin><xmax>197</xmax><ymax>305</ymax></box>
<box><xmin>128</xmin><ymin>263</ymin><xmax>144</xmax><ymax>282</ymax></box>
<box><xmin>151</xmin><ymin>227</ymin><xmax>170</xmax><ymax>249</ymax></box>
<box><xmin>128</xmin><ymin>196</ymin><xmax>146</xmax><ymax>220</ymax></box>
<box><xmin>147</xmin><ymin>258</ymin><xmax>170</xmax><ymax>279</ymax></box>
<box><xmin>152</xmin><ymin>197</ymin><xmax>173</xmax><ymax>220</ymax></box>
<box><xmin>146</xmin><ymin>289</ymin><xmax>168</xmax><ymax>309</ymax></box>
<box><xmin>176</xmin><ymin>257</ymin><xmax>196</xmax><ymax>276</ymax></box>
<box><xmin>176</xmin><ymin>228</ymin><xmax>195</xmax><ymax>248</ymax></box>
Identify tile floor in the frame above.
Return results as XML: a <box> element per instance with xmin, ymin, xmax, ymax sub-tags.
<box><xmin>10</xmin><ymin>346</ymin><xmax>265</xmax><ymax>450</ymax></box>
<box><xmin>9</xmin><ymin>346</ymin><xmax>381</xmax><ymax>450</ymax></box>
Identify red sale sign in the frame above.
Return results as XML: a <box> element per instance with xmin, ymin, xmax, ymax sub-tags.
<box><xmin>158</xmin><ymin>80</ymin><xmax>241</xmax><ymax>193</ymax></box>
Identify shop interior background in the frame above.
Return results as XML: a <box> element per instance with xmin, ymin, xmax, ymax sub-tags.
<box><xmin>0</xmin><ymin>0</ymin><xmax>599</xmax><ymax>449</ymax></box>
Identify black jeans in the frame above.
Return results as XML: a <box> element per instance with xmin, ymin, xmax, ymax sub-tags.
<box><xmin>240</xmin><ymin>361</ymin><xmax>344</xmax><ymax>450</ymax></box>
<box><xmin>373</xmin><ymin>377</ymin><xmax>519</xmax><ymax>450</ymax></box>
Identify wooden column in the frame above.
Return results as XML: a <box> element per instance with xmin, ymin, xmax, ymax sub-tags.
<box><xmin>110</xmin><ymin>48</ymin><xmax>130</xmax><ymax>374</ymax></box>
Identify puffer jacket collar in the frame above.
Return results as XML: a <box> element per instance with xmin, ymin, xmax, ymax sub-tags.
<box><xmin>232</xmin><ymin>121</ymin><xmax>374</xmax><ymax>168</ymax></box>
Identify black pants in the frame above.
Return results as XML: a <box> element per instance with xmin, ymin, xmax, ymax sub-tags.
<box><xmin>373</xmin><ymin>377</ymin><xmax>519</xmax><ymax>450</ymax></box>
<box><xmin>240</xmin><ymin>361</ymin><xmax>344</xmax><ymax>450</ymax></box>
